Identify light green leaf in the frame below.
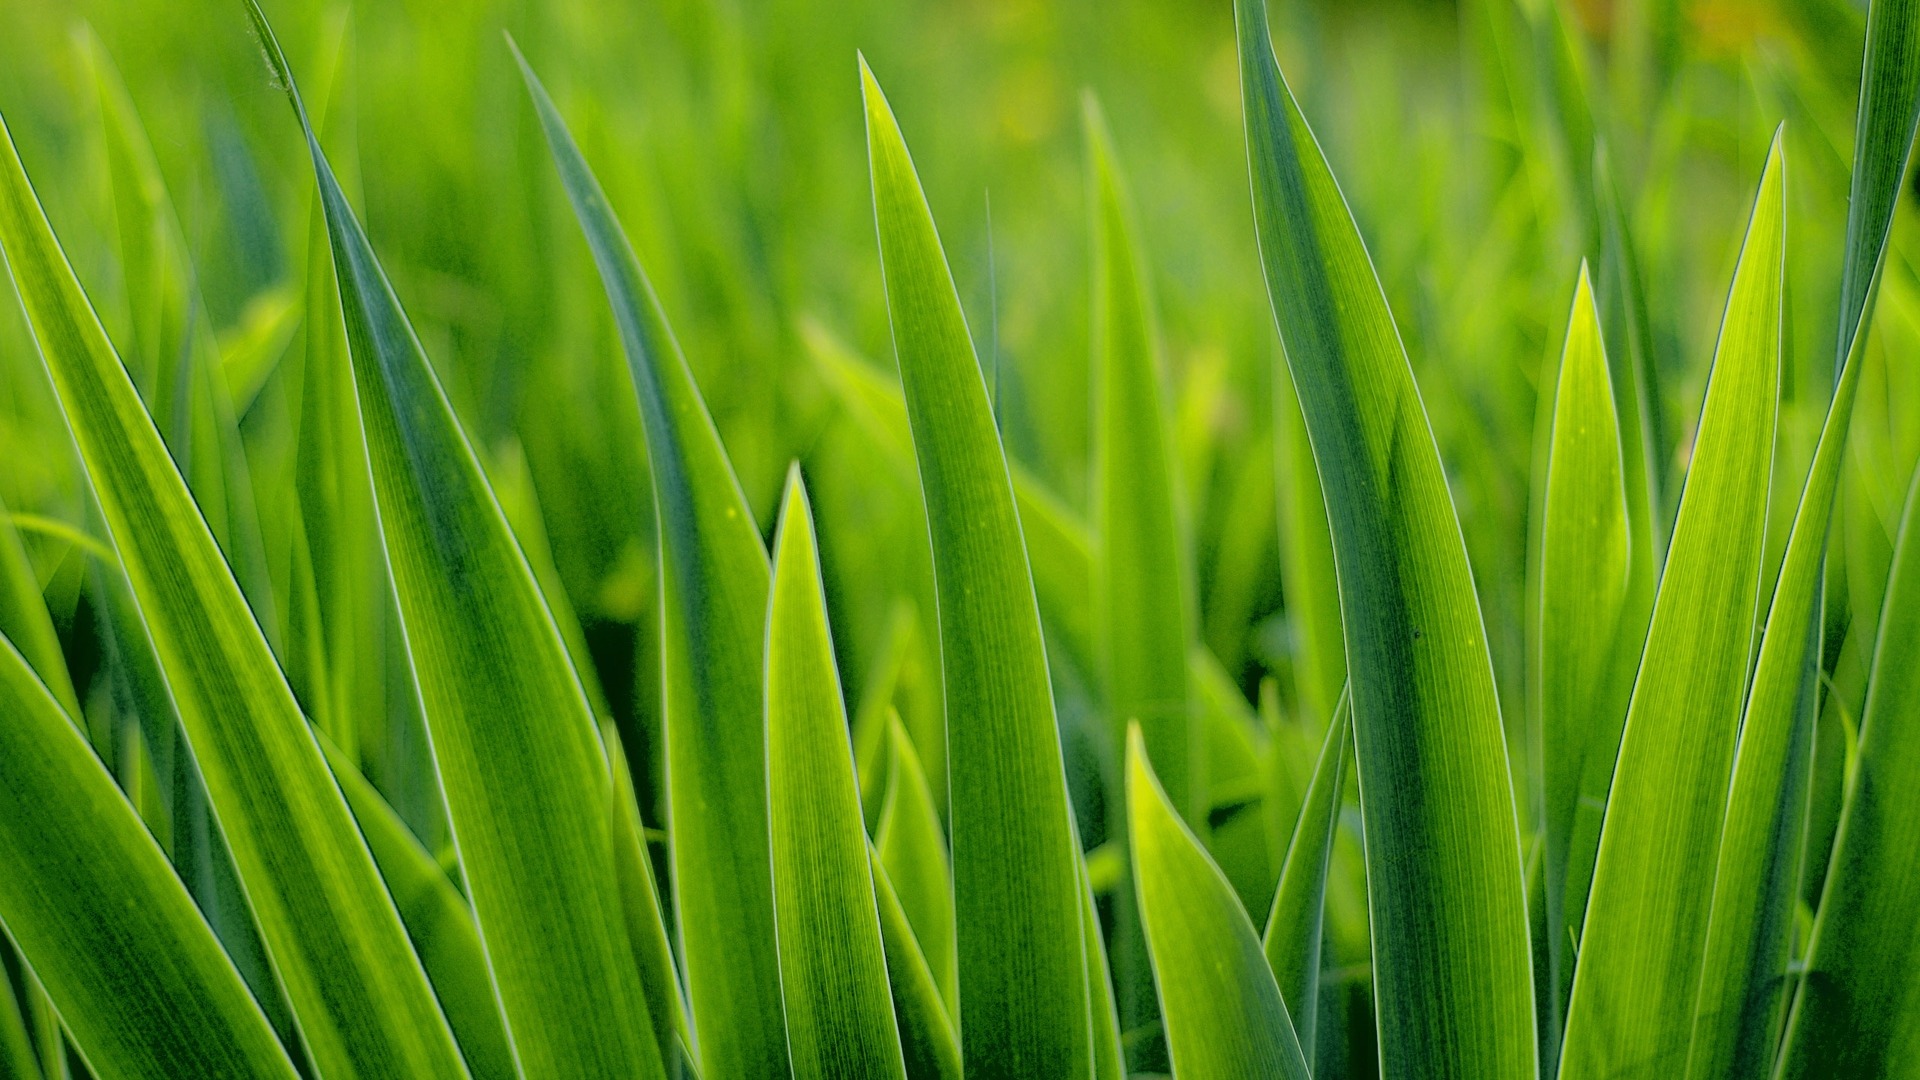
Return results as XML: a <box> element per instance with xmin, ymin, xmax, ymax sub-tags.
<box><xmin>609</xmin><ymin>729</ymin><xmax>694</xmax><ymax>1073</ymax></box>
<box><xmin>248</xmin><ymin>12</ymin><xmax>662</xmax><ymax>1077</ymax></box>
<box><xmin>1128</xmin><ymin>725</ymin><xmax>1310</xmax><ymax>1079</ymax></box>
<box><xmin>1831</xmin><ymin>0</ymin><xmax>1920</xmax><ymax>374</ymax></box>
<box><xmin>862</xmin><ymin>56</ymin><xmax>1091</xmax><ymax>1075</ymax></box>
<box><xmin>1272</xmin><ymin>363</ymin><xmax>1344</xmax><ymax>729</ymax></box>
<box><xmin>1262</xmin><ymin>689</ymin><xmax>1350</xmax><ymax>1063</ymax></box>
<box><xmin>318</xmin><ymin>736</ymin><xmax>517</xmax><ymax>1080</ymax></box>
<box><xmin>1235</xmin><ymin>1</ymin><xmax>1537</xmax><ymax>1074</ymax></box>
<box><xmin>1559</xmin><ymin>131</ymin><xmax>1785</xmax><ymax>1080</ymax></box>
<box><xmin>1536</xmin><ymin>265</ymin><xmax>1633</xmax><ymax>1051</ymax></box>
<box><xmin>871</xmin><ymin>852</ymin><xmax>963</xmax><ymax>1080</ymax></box>
<box><xmin>515</xmin><ymin>49</ymin><xmax>789</xmax><ymax>1077</ymax></box>
<box><xmin>766</xmin><ymin>467</ymin><xmax>908</xmax><ymax>1080</ymax></box>
<box><xmin>0</xmin><ymin>93</ymin><xmax>467</xmax><ymax>1080</ymax></box>
<box><xmin>1079</xmin><ymin>850</ymin><xmax>1126</xmax><ymax>1080</ymax></box>
<box><xmin>877</xmin><ymin>714</ymin><xmax>958</xmax><ymax>1022</ymax></box>
<box><xmin>0</xmin><ymin>633</ymin><xmax>298</xmax><ymax>1080</ymax></box>
<box><xmin>0</xmin><ymin>497</ymin><xmax>77</xmax><ymax>719</ymax></box>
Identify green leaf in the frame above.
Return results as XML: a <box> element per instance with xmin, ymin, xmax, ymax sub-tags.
<box><xmin>608</xmin><ymin>730</ymin><xmax>694</xmax><ymax>1073</ymax></box>
<box><xmin>0</xmin><ymin>95</ymin><xmax>467</xmax><ymax>1080</ymax></box>
<box><xmin>870</xmin><ymin>851</ymin><xmax>964</xmax><ymax>1080</ymax></box>
<box><xmin>1272</xmin><ymin>363</ymin><xmax>1344</xmax><ymax>728</ymax></box>
<box><xmin>1536</xmin><ymin>264</ymin><xmax>1634</xmax><ymax>1050</ymax></box>
<box><xmin>1832</xmin><ymin>0</ymin><xmax>1920</xmax><ymax>374</ymax></box>
<box><xmin>1234</xmin><ymin>1</ymin><xmax>1537</xmax><ymax>1074</ymax></box>
<box><xmin>0</xmin><ymin>633</ymin><xmax>299</xmax><ymax>1080</ymax></box>
<box><xmin>1262</xmin><ymin>690</ymin><xmax>1350</xmax><ymax>1063</ymax></box>
<box><xmin>1128</xmin><ymin>725</ymin><xmax>1311</xmax><ymax>1079</ymax></box>
<box><xmin>1774</xmin><ymin>448</ymin><xmax>1920</xmax><ymax>1075</ymax></box>
<box><xmin>862</xmin><ymin>56</ymin><xmax>1091</xmax><ymax>1075</ymax></box>
<box><xmin>247</xmin><ymin>13</ymin><xmax>663</xmax><ymax>1077</ymax></box>
<box><xmin>1079</xmin><ymin>851</ymin><xmax>1126</xmax><ymax>1080</ymax></box>
<box><xmin>1558</xmin><ymin>131</ymin><xmax>1786</xmax><ymax>1080</ymax></box>
<box><xmin>0</xmin><ymin>497</ymin><xmax>78</xmax><ymax>719</ymax></box>
<box><xmin>766</xmin><ymin>466</ymin><xmax>908</xmax><ymax>1080</ymax></box>
<box><xmin>877</xmin><ymin>714</ymin><xmax>958</xmax><ymax>1022</ymax></box>
<box><xmin>317</xmin><ymin>736</ymin><xmax>517</xmax><ymax>1080</ymax></box>
<box><xmin>515</xmin><ymin>48</ymin><xmax>789</xmax><ymax>1077</ymax></box>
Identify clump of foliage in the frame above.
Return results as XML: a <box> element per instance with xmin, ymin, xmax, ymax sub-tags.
<box><xmin>0</xmin><ymin>0</ymin><xmax>1917</xmax><ymax>1078</ymax></box>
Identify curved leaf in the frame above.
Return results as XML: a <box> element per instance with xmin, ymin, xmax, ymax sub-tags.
<box><xmin>248</xmin><ymin>13</ymin><xmax>662</xmax><ymax>1076</ymax></box>
<box><xmin>0</xmin><ymin>95</ymin><xmax>466</xmax><ymax>1080</ymax></box>
<box><xmin>766</xmin><ymin>467</ymin><xmax>908</xmax><ymax>1080</ymax></box>
<box><xmin>0</xmin><ymin>634</ymin><xmax>299</xmax><ymax>1080</ymax></box>
<box><xmin>514</xmin><ymin>49</ymin><xmax>788</xmax><ymax>1078</ymax></box>
<box><xmin>862</xmin><ymin>56</ymin><xmax>1090</xmax><ymax>1076</ymax></box>
<box><xmin>1129</xmin><ymin>725</ymin><xmax>1310</xmax><ymax>1079</ymax></box>
<box><xmin>1234</xmin><ymin>1</ymin><xmax>1537</xmax><ymax>1074</ymax></box>
<box><xmin>1559</xmin><ymin>131</ymin><xmax>1785</xmax><ymax>1080</ymax></box>
<box><xmin>1262</xmin><ymin>689</ymin><xmax>1350</xmax><ymax>1063</ymax></box>
<box><xmin>0</xmin><ymin>496</ymin><xmax>77</xmax><ymax>718</ymax></box>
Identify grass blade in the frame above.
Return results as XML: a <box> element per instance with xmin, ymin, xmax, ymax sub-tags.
<box><xmin>1559</xmin><ymin>131</ymin><xmax>1786</xmax><ymax>1080</ymax></box>
<box><xmin>1537</xmin><ymin>265</ymin><xmax>1633</xmax><ymax>1055</ymax></box>
<box><xmin>609</xmin><ymin>732</ymin><xmax>694</xmax><ymax>1073</ymax></box>
<box><xmin>766</xmin><ymin>467</ymin><xmax>908</xmax><ymax>1080</ymax></box>
<box><xmin>248</xmin><ymin>11</ymin><xmax>667</xmax><ymax>1076</ymax></box>
<box><xmin>0</xmin><ymin>634</ymin><xmax>299</xmax><ymax>1080</ymax></box>
<box><xmin>871</xmin><ymin>852</ymin><xmax>963</xmax><ymax>1080</ymax></box>
<box><xmin>0</xmin><ymin>497</ymin><xmax>78</xmax><ymax>718</ymax></box>
<box><xmin>1833</xmin><ymin>0</ymin><xmax>1920</xmax><ymax>373</ymax></box>
<box><xmin>1234</xmin><ymin>1</ymin><xmax>1537</xmax><ymax>1073</ymax></box>
<box><xmin>862</xmin><ymin>57</ymin><xmax>1091</xmax><ymax>1076</ymax></box>
<box><xmin>0</xmin><ymin>97</ymin><xmax>467</xmax><ymax>1080</ymax></box>
<box><xmin>515</xmin><ymin>51</ymin><xmax>789</xmax><ymax>1077</ymax></box>
<box><xmin>877</xmin><ymin>714</ymin><xmax>958</xmax><ymax>1021</ymax></box>
<box><xmin>1128</xmin><ymin>726</ymin><xmax>1311</xmax><ymax>1079</ymax></box>
<box><xmin>1262</xmin><ymin>690</ymin><xmax>1350</xmax><ymax>1063</ymax></box>
<box><xmin>1273</xmin><ymin>365</ymin><xmax>1344</xmax><ymax>728</ymax></box>
<box><xmin>319</xmin><ymin>737</ymin><xmax>517</xmax><ymax>1080</ymax></box>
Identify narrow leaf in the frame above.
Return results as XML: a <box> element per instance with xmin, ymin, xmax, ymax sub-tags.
<box><xmin>1235</xmin><ymin>2</ymin><xmax>1537</xmax><ymax>1074</ymax></box>
<box><xmin>515</xmin><ymin>50</ymin><xmax>788</xmax><ymax>1077</ymax></box>
<box><xmin>871</xmin><ymin>852</ymin><xmax>963</xmax><ymax>1080</ymax></box>
<box><xmin>0</xmin><ymin>497</ymin><xmax>78</xmax><ymax>718</ymax></box>
<box><xmin>1128</xmin><ymin>725</ymin><xmax>1310</xmax><ymax>1079</ymax></box>
<box><xmin>0</xmin><ymin>634</ymin><xmax>299</xmax><ymax>1080</ymax></box>
<box><xmin>877</xmin><ymin>715</ymin><xmax>958</xmax><ymax>1022</ymax></box>
<box><xmin>766</xmin><ymin>467</ymin><xmax>907</xmax><ymax>1080</ymax></box>
<box><xmin>1559</xmin><ymin>131</ymin><xmax>1786</xmax><ymax>1080</ymax></box>
<box><xmin>249</xmin><ymin>13</ymin><xmax>662</xmax><ymax>1076</ymax></box>
<box><xmin>609</xmin><ymin>731</ymin><xmax>694</xmax><ymax>1072</ymax></box>
<box><xmin>1262</xmin><ymin>690</ymin><xmax>1351</xmax><ymax>1063</ymax></box>
<box><xmin>0</xmin><ymin>97</ymin><xmax>466</xmax><ymax>1080</ymax></box>
<box><xmin>863</xmin><ymin>56</ymin><xmax>1090</xmax><ymax>1075</ymax></box>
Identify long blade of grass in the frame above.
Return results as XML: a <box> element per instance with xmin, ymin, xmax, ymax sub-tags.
<box><xmin>247</xmin><ymin>12</ymin><xmax>664</xmax><ymax>1077</ymax></box>
<box><xmin>1262</xmin><ymin>690</ymin><xmax>1350</xmax><ymax>1063</ymax></box>
<box><xmin>0</xmin><ymin>634</ymin><xmax>299</xmax><ymax>1080</ymax></box>
<box><xmin>608</xmin><ymin>731</ymin><xmax>694</xmax><ymax>1073</ymax></box>
<box><xmin>0</xmin><ymin>498</ymin><xmax>78</xmax><ymax>718</ymax></box>
<box><xmin>766</xmin><ymin>467</ymin><xmax>908</xmax><ymax>1080</ymax></box>
<box><xmin>514</xmin><ymin>50</ymin><xmax>788</xmax><ymax>1077</ymax></box>
<box><xmin>1558</xmin><ymin>131</ymin><xmax>1786</xmax><ymax>1080</ymax></box>
<box><xmin>1234</xmin><ymin>1</ymin><xmax>1537</xmax><ymax>1074</ymax></box>
<box><xmin>1537</xmin><ymin>265</ymin><xmax>1633</xmax><ymax>1058</ymax></box>
<box><xmin>862</xmin><ymin>57</ymin><xmax>1092</xmax><ymax>1076</ymax></box>
<box><xmin>1272</xmin><ymin>364</ymin><xmax>1344</xmax><ymax>728</ymax></box>
<box><xmin>1774</xmin><ymin>458</ymin><xmax>1920</xmax><ymax>1076</ymax></box>
<box><xmin>317</xmin><ymin>736</ymin><xmax>517</xmax><ymax>1080</ymax></box>
<box><xmin>1833</xmin><ymin>0</ymin><xmax>1920</xmax><ymax>375</ymax></box>
<box><xmin>871</xmin><ymin>851</ymin><xmax>964</xmax><ymax>1080</ymax></box>
<box><xmin>0</xmin><ymin>99</ymin><xmax>468</xmax><ymax>1080</ymax></box>
<box><xmin>877</xmin><ymin>714</ymin><xmax>958</xmax><ymax>1021</ymax></box>
<box><xmin>1128</xmin><ymin>725</ymin><xmax>1311</xmax><ymax>1079</ymax></box>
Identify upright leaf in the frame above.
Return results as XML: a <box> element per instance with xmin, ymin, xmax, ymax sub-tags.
<box><xmin>1832</xmin><ymin>0</ymin><xmax>1920</xmax><ymax>375</ymax></box>
<box><xmin>766</xmin><ymin>467</ymin><xmax>908</xmax><ymax>1080</ymax></box>
<box><xmin>609</xmin><ymin>731</ymin><xmax>694</xmax><ymax>1073</ymax></box>
<box><xmin>863</xmin><ymin>57</ymin><xmax>1091</xmax><ymax>1077</ymax></box>
<box><xmin>871</xmin><ymin>852</ymin><xmax>964</xmax><ymax>1080</ymax></box>
<box><xmin>1234</xmin><ymin>3</ymin><xmax>1537</xmax><ymax>1075</ymax></box>
<box><xmin>877</xmin><ymin>715</ymin><xmax>958</xmax><ymax>1021</ymax></box>
<box><xmin>1559</xmin><ymin>132</ymin><xmax>1785</xmax><ymax>1080</ymax></box>
<box><xmin>0</xmin><ymin>100</ymin><xmax>467</xmax><ymax>1080</ymax></box>
<box><xmin>1128</xmin><ymin>726</ymin><xmax>1311</xmax><ymax>1080</ymax></box>
<box><xmin>0</xmin><ymin>634</ymin><xmax>298</xmax><ymax>1080</ymax></box>
<box><xmin>1262</xmin><ymin>691</ymin><xmax>1351</xmax><ymax>1063</ymax></box>
<box><xmin>1536</xmin><ymin>266</ymin><xmax>1632</xmax><ymax>1055</ymax></box>
<box><xmin>0</xmin><ymin>497</ymin><xmax>78</xmax><ymax>718</ymax></box>
<box><xmin>515</xmin><ymin>51</ymin><xmax>788</xmax><ymax>1077</ymax></box>
<box><xmin>248</xmin><ymin>13</ymin><xmax>663</xmax><ymax>1077</ymax></box>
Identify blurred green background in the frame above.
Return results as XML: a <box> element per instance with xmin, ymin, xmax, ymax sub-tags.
<box><xmin>2</xmin><ymin>0</ymin><xmax>1916</xmax><ymax>1014</ymax></box>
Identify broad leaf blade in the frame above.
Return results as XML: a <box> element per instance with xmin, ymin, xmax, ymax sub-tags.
<box><xmin>1262</xmin><ymin>690</ymin><xmax>1350</xmax><ymax>1063</ymax></box>
<box><xmin>0</xmin><ymin>102</ymin><xmax>467</xmax><ymax>1080</ymax></box>
<box><xmin>1128</xmin><ymin>726</ymin><xmax>1310</xmax><ymax>1079</ymax></box>
<box><xmin>1234</xmin><ymin>2</ymin><xmax>1537</xmax><ymax>1074</ymax></box>
<box><xmin>515</xmin><ymin>51</ymin><xmax>789</xmax><ymax>1078</ymax></box>
<box><xmin>0</xmin><ymin>634</ymin><xmax>298</xmax><ymax>1080</ymax></box>
<box><xmin>1559</xmin><ymin>132</ymin><xmax>1786</xmax><ymax>1080</ymax></box>
<box><xmin>248</xmin><ymin>14</ymin><xmax>663</xmax><ymax>1077</ymax></box>
<box><xmin>766</xmin><ymin>468</ymin><xmax>908</xmax><ymax>1080</ymax></box>
<box><xmin>862</xmin><ymin>57</ymin><xmax>1091</xmax><ymax>1076</ymax></box>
